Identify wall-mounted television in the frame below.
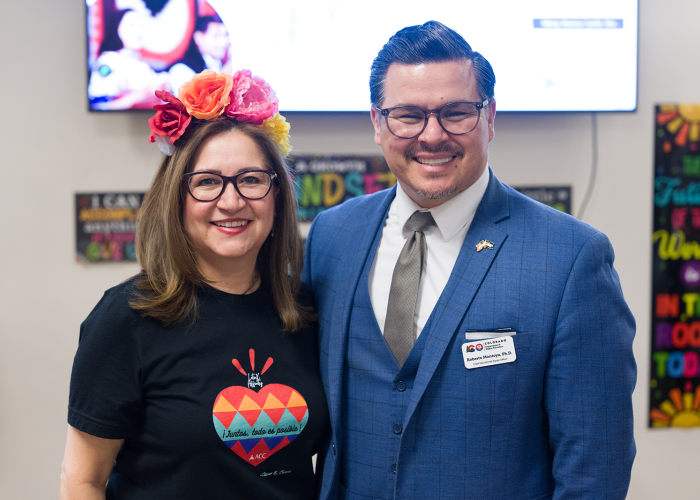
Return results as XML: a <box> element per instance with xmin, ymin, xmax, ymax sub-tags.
<box><xmin>86</xmin><ymin>0</ymin><xmax>638</xmax><ymax>112</ymax></box>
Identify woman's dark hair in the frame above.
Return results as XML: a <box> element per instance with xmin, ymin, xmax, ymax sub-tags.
<box><xmin>369</xmin><ymin>20</ymin><xmax>496</xmax><ymax>107</ymax></box>
<box><xmin>131</xmin><ymin>118</ymin><xmax>310</xmax><ymax>331</ymax></box>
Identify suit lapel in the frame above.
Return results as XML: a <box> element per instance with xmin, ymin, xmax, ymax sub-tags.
<box><xmin>327</xmin><ymin>187</ymin><xmax>396</xmax><ymax>427</ymax></box>
<box><xmin>406</xmin><ymin>170</ymin><xmax>511</xmax><ymax>421</ymax></box>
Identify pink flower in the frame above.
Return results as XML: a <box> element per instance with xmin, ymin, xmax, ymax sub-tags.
<box><xmin>148</xmin><ymin>90</ymin><xmax>192</xmax><ymax>147</ymax></box>
<box><xmin>225</xmin><ymin>70</ymin><xmax>279</xmax><ymax>125</ymax></box>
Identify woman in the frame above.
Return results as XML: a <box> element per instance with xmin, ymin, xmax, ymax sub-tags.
<box><xmin>62</xmin><ymin>70</ymin><xmax>329</xmax><ymax>499</ymax></box>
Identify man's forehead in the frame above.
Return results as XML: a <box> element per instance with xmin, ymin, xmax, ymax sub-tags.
<box><xmin>204</xmin><ymin>22</ymin><xmax>226</xmax><ymax>35</ymax></box>
<box><xmin>386</xmin><ymin>59</ymin><xmax>472</xmax><ymax>76</ymax></box>
<box><xmin>382</xmin><ymin>59</ymin><xmax>477</xmax><ymax>106</ymax></box>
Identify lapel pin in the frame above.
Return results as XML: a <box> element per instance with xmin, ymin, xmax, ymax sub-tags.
<box><xmin>476</xmin><ymin>240</ymin><xmax>494</xmax><ymax>252</ymax></box>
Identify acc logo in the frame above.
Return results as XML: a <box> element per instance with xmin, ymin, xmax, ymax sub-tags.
<box><xmin>467</xmin><ymin>345</ymin><xmax>476</xmax><ymax>352</ymax></box>
<box><xmin>475</xmin><ymin>344</ymin><xmax>483</xmax><ymax>351</ymax></box>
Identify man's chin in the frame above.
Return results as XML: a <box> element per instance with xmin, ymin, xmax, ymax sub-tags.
<box><xmin>410</xmin><ymin>185</ymin><xmax>458</xmax><ymax>201</ymax></box>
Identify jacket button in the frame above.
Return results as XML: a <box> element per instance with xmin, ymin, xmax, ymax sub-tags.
<box><xmin>332</xmin><ymin>443</ymin><xmax>336</xmax><ymax>456</ymax></box>
<box><xmin>396</xmin><ymin>380</ymin><xmax>406</xmax><ymax>392</ymax></box>
<box><xmin>393</xmin><ymin>423</ymin><xmax>403</xmax><ymax>434</ymax></box>
<box><xmin>391</xmin><ymin>463</ymin><xmax>397</xmax><ymax>474</ymax></box>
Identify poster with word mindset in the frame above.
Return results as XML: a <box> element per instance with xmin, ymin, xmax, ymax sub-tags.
<box><xmin>650</xmin><ymin>104</ymin><xmax>700</xmax><ymax>428</ymax></box>
<box><xmin>291</xmin><ymin>156</ymin><xmax>396</xmax><ymax>221</ymax></box>
<box><xmin>75</xmin><ymin>193</ymin><xmax>143</xmax><ymax>263</ymax></box>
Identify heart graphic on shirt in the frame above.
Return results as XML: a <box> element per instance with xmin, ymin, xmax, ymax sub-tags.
<box><xmin>213</xmin><ymin>383</ymin><xmax>309</xmax><ymax>466</ymax></box>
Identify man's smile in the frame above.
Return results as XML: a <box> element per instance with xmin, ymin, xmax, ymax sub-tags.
<box><xmin>415</xmin><ymin>157</ymin><xmax>455</xmax><ymax>166</ymax></box>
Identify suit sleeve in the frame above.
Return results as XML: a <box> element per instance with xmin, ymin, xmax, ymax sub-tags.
<box><xmin>546</xmin><ymin>231</ymin><xmax>636</xmax><ymax>499</ymax></box>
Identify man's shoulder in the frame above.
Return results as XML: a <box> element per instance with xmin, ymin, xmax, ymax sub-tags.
<box><xmin>500</xmin><ymin>182</ymin><xmax>601</xmax><ymax>242</ymax></box>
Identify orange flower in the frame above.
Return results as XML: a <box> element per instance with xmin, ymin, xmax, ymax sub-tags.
<box><xmin>178</xmin><ymin>70</ymin><xmax>233</xmax><ymax>120</ymax></box>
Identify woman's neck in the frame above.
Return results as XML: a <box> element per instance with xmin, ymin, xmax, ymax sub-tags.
<box><xmin>197</xmin><ymin>257</ymin><xmax>261</xmax><ymax>295</ymax></box>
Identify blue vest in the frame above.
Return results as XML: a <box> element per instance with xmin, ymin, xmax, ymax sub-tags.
<box><xmin>340</xmin><ymin>222</ymin><xmax>433</xmax><ymax>499</ymax></box>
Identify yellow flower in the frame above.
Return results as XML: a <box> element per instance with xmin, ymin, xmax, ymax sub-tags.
<box><xmin>262</xmin><ymin>113</ymin><xmax>292</xmax><ymax>157</ymax></box>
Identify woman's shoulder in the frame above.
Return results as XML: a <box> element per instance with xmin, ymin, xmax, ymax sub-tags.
<box><xmin>293</xmin><ymin>282</ymin><xmax>318</xmax><ymax>339</ymax></box>
<box><xmin>81</xmin><ymin>276</ymin><xmax>146</xmax><ymax>336</ymax></box>
<box><xmin>297</xmin><ymin>281</ymin><xmax>317</xmax><ymax>310</ymax></box>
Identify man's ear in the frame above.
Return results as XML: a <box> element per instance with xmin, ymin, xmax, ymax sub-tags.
<box><xmin>370</xmin><ymin>107</ymin><xmax>382</xmax><ymax>146</ymax></box>
<box><xmin>487</xmin><ymin>99</ymin><xmax>496</xmax><ymax>143</ymax></box>
<box><xmin>193</xmin><ymin>31</ymin><xmax>204</xmax><ymax>49</ymax></box>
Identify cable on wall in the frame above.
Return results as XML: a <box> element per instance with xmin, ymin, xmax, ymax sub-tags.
<box><xmin>576</xmin><ymin>112</ymin><xmax>598</xmax><ymax>220</ymax></box>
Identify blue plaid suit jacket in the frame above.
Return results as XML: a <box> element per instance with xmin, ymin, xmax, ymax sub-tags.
<box><xmin>302</xmin><ymin>170</ymin><xmax>636</xmax><ymax>500</ymax></box>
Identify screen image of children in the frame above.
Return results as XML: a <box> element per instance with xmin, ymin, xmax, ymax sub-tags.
<box><xmin>168</xmin><ymin>14</ymin><xmax>232</xmax><ymax>95</ymax></box>
<box><xmin>88</xmin><ymin>8</ymin><xmax>170</xmax><ymax>110</ymax></box>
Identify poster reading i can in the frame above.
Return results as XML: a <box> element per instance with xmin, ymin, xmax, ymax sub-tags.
<box><xmin>650</xmin><ymin>104</ymin><xmax>700</xmax><ymax>428</ymax></box>
<box><xmin>75</xmin><ymin>193</ymin><xmax>143</xmax><ymax>263</ymax></box>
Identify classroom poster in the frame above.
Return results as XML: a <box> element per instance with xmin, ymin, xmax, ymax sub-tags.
<box><xmin>75</xmin><ymin>192</ymin><xmax>143</xmax><ymax>263</ymax></box>
<box><xmin>650</xmin><ymin>104</ymin><xmax>700</xmax><ymax>428</ymax></box>
<box><xmin>512</xmin><ymin>186</ymin><xmax>571</xmax><ymax>214</ymax></box>
<box><xmin>290</xmin><ymin>156</ymin><xmax>396</xmax><ymax>221</ymax></box>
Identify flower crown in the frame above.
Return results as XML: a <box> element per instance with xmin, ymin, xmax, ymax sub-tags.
<box><xmin>148</xmin><ymin>69</ymin><xmax>291</xmax><ymax>157</ymax></box>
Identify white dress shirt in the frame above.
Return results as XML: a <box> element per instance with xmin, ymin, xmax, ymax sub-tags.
<box><xmin>369</xmin><ymin>166</ymin><xmax>490</xmax><ymax>337</ymax></box>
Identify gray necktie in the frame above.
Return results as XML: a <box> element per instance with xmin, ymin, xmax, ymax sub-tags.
<box><xmin>384</xmin><ymin>210</ymin><xmax>436</xmax><ymax>367</ymax></box>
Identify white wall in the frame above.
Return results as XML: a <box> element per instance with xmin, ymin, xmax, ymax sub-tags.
<box><xmin>0</xmin><ymin>0</ymin><xmax>697</xmax><ymax>497</ymax></box>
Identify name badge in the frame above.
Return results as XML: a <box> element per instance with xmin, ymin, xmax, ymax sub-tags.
<box><xmin>461</xmin><ymin>336</ymin><xmax>516</xmax><ymax>369</ymax></box>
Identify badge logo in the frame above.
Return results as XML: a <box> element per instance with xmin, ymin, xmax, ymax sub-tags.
<box><xmin>467</xmin><ymin>345</ymin><xmax>476</xmax><ymax>352</ymax></box>
<box><xmin>476</xmin><ymin>344</ymin><xmax>483</xmax><ymax>351</ymax></box>
<box><xmin>476</xmin><ymin>240</ymin><xmax>494</xmax><ymax>252</ymax></box>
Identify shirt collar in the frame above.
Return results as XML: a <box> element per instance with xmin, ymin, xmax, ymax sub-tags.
<box><xmin>395</xmin><ymin>166</ymin><xmax>490</xmax><ymax>242</ymax></box>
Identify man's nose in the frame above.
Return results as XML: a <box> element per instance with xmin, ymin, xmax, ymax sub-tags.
<box><xmin>418</xmin><ymin>112</ymin><xmax>449</xmax><ymax>143</ymax></box>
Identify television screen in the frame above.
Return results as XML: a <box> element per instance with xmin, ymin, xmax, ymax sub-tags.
<box><xmin>86</xmin><ymin>0</ymin><xmax>638</xmax><ymax>112</ymax></box>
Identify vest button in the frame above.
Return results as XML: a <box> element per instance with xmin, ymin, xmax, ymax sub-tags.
<box><xmin>393</xmin><ymin>423</ymin><xmax>403</xmax><ymax>434</ymax></box>
<box><xmin>391</xmin><ymin>463</ymin><xmax>397</xmax><ymax>474</ymax></box>
<box><xmin>396</xmin><ymin>380</ymin><xmax>406</xmax><ymax>392</ymax></box>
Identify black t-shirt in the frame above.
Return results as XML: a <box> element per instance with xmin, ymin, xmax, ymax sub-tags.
<box><xmin>68</xmin><ymin>279</ymin><xmax>330</xmax><ymax>500</ymax></box>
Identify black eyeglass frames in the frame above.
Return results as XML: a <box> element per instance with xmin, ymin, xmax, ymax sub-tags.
<box><xmin>183</xmin><ymin>170</ymin><xmax>277</xmax><ymax>202</ymax></box>
<box><xmin>375</xmin><ymin>100</ymin><xmax>489</xmax><ymax>139</ymax></box>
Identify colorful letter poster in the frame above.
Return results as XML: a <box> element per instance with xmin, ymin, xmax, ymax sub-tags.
<box><xmin>650</xmin><ymin>104</ymin><xmax>700</xmax><ymax>428</ymax></box>
<box><xmin>291</xmin><ymin>156</ymin><xmax>396</xmax><ymax>221</ymax></box>
<box><xmin>511</xmin><ymin>186</ymin><xmax>571</xmax><ymax>214</ymax></box>
<box><xmin>75</xmin><ymin>193</ymin><xmax>143</xmax><ymax>263</ymax></box>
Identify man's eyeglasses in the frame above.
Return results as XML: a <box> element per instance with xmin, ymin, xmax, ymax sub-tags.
<box><xmin>183</xmin><ymin>170</ymin><xmax>277</xmax><ymax>202</ymax></box>
<box><xmin>374</xmin><ymin>100</ymin><xmax>489</xmax><ymax>139</ymax></box>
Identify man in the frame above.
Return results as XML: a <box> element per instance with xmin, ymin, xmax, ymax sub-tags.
<box><xmin>168</xmin><ymin>15</ymin><xmax>232</xmax><ymax>94</ymax></box>
<box><xmin>303</xmin><ymin>21</ymin><xmax>636</xmax><ymax>500</ymax></box>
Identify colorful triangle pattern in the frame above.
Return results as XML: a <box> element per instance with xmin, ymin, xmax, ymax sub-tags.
<box><xmin>213</xmin><ymin>383</ymin><xmax>309</xmax><ymax>466</ymax></box>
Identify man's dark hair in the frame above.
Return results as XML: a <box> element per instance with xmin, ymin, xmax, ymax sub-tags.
<box><xmin>195</xmin><ymin>14</ymin><xmax>223</xmax><ymax>34</ymax></box>
<box><xmin>369</xmin><ymin>21</ymin><xmax>496</xmax><ymax>108</ymax></box>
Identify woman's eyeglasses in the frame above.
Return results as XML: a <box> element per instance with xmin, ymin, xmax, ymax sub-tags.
<box><xmin>183</xmin><ymin>170</ymin><xmax>277</xmax><ymax>201</ymax></box>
